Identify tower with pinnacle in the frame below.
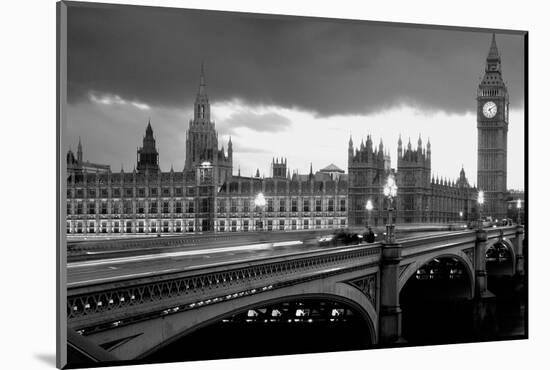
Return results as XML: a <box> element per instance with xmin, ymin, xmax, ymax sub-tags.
<box><xmin>136</xmin><ymin>120</ymin><xmax>160</xmax><ymax>174</ymax></box>
<box><xmin>347</xmin><ymin>134</ymin><xmax>389</xmax><ymax>227</ymax></box>
<box><xmin>271</xmin><ymin>157</ymin><xmax>288</xmax><ymax>179</ymax></box>
<box><xmin>477</xmin><ymin>34</ymin><xmax>509</xmax><ymax>219</ymax></box>
<box><xmin>183</xmin><ymin>64</ymin><xmax>233</xmax><ymax>184</ymax></box>
<box><xmin>396</xmin><ymin>134</ymin><xmax>431</xmax><ymax>223</ymax></box>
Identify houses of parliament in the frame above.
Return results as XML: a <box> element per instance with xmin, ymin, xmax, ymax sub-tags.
<box><xmin>65</xmin><ymin>36</ymin><xmax>512</xmax><ymax>235</ymax></box>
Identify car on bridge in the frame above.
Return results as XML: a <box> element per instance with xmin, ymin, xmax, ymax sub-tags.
<box><xmin>315</xmin><ymin>228</ymin><xmax>381</xmax><ymax>247</ymax></box>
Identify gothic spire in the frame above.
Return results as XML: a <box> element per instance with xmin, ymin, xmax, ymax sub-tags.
<box><xmin>483</xmin><ymin>33</ymin><xmax>503</xmax><ymax>76</ymax></box>
<box><xmin>199</xmin><ymin>61</ymin><xmax>206</xmax><ymax>96</ymax></box>
<box><xmin>487</xmin><ymin>32</ymin><xmax>500</xmax><ymax>61</ymax></box>
<box><xmin>77</xmin><ymin>136</ymin><xmax>83</xmax><ymax>162</ymax></box>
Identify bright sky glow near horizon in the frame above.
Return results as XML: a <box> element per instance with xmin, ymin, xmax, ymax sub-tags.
<box><xmin>64</xmin><ymin>4</ymin><xmax>525</xmax><ymax>190</ymax></box>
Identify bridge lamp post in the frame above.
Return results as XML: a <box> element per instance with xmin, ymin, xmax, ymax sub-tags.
<box><xmin>517</xmin><ymin>199</ymin><xmax>522</xmax><ymax>225</ymax></box>
<box><xmin>365</xmin><ymin>199</ymin><xmax>373</xmax><ymax>228</ymax></box>
<box><xmin>477</xmin><ymin>190</ymin><xmax>484</xmax><ymax>229</ymax></box>
<box><xmin>383</xmin><ymin>174</ymin><xmax>398</xmax><ymax>243</ymax></box>
<box><xmin>254</xmin><ymin>192</ymin><xmax>266</xmax><ymax>231</ymax></box>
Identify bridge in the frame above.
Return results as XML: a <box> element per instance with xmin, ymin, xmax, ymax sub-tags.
<box><xmin>66</xmin><ymin>225</ymin><xmax>525</xmax><ymax>363</ymax></box>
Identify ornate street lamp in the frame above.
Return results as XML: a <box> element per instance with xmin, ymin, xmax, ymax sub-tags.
<box><xmin>383</xmin><ymin>174</ymin><xmax>398</xmax><ymax>243</ymax></box>
<box><xmin>365</xmin><ymin>199</ymin><xmax>373</xmax><ymax>228</ymax></box>
<box><xmin>254</xmin><ymin>192</ymin><xmax>266</xmax><ymax>231</ymax></box>
<box><xmin>516</xmin><ymin>199</ymin><xmax>522</xmax><ymax>225</ymax></box>
<box><xmin>477</xmin><ymin>190</ymin><xmax>484</xmax><ymax>229</ymax></box>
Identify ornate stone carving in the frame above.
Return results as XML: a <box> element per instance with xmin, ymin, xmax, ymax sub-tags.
<box><xmin>462</xmin><ymin>248</ymin><xmax>474</xmax><ymax>263</ymax></box>
<box><xmin>347</xmin><ymin>273</ymin><xmax>377</xmax><ymax>307</ymax></box>
<box><xmin>399</xmin><ymin>263</ymin><xmax>412</xmax><ymax>278</ymax></box>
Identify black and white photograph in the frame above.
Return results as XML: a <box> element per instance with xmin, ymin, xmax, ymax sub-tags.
<box><xmin>56</xmin><ymin>1</ymin><xmax>527</xmax><ymax>368</ymax></box>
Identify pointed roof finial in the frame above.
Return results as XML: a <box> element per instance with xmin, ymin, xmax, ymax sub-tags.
<box><xmin>309</xmin><ymin>162</ymin><xmax>313</xmax><ymax>175</ymax></box>
<box><xmin>198</xmin><ymin>61</ymin><xmax>206</xmax><ymax>95</ymax></box>
<box><xmin>487</xmin><ymin>32</ymin><xmax>500</xmax><ymax>60</ymax></box>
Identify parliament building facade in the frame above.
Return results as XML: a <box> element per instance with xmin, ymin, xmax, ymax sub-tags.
<box><xmin>66</xmin><ymin>36</ymin><xmax>511</xmax><ymax>235</ymax></box>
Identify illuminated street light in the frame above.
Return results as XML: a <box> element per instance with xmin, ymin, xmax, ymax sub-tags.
<box><xmin>477</xmin><ymin>190</ymin><xmax>484</xmax><ymax>229</ymax></box>
<box><xmin>383</xmin><ymin>174</ymin><xmax>398</xmax><ymax>243</ymax></box>
<box><xmin>254</xmin><ymin>192</ymin><xmax>266</xmax><ymax>231</ymax></box>
<box><xmin>365</xmin><ymin>199</ymin><xmax>373</xmax><ymax>228</ymax></box>
<box><xmin>517</xmin><ymin>199</ymin><xmax>522</xmax><ymax>225</ymax></box>
<box><xmin>477</xmin><ymin>190</ymin><xmax>484</xmax><ymax>205</ymax></box>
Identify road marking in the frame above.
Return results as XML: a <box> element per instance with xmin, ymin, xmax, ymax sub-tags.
<box><xmin>68</xmin><ymin>241</ymin><xmax>303</xmax><ymax>269</ymax></box>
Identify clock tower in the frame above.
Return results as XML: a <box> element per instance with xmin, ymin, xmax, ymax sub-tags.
<box><xmin>477</xmin><ymin>34</ymin><xmax>509</xmax><ymax>219</ymax></box>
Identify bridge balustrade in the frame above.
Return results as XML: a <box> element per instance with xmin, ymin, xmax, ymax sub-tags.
<box><xmin>67</xmin><ymin>243</ymin><xmax>382</xmax><ymax>333</ymax></box>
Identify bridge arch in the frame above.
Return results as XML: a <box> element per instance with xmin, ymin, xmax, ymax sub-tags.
<box><xmin>398</xmin><ymin>251</ymin><xmax>475</xmax><ymax>298</ymax></box>
<box><xmin>398</xmin><ymin>253</ymin><xmax>476</xmax><ymax>344</ymax></box>
<box><xmin>139</xmin><ymin>281</ymin><xmax>378</xmax><ymax>360</ymax></box>
<box><xmin>486</xmin><ymin>238</ymin><xmax>516</xmax><ymax>261</ymax></box>
<box><xmin>486</xmin><ymin>237</ymin><xmax>517</xmax><ymax>278</ymax></box>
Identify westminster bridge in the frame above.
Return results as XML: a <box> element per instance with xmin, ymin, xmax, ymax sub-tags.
<box><xmin>66</xmin><ymin>225</ymin><xmax>525</xmax><ymax>364</ymax></box>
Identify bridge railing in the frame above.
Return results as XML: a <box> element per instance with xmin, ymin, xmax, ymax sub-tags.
<box><xmin>398</xmin><ymin>226</ymin><xmax>520</xmax><ymax>258</ymax></box>
<box><xmin>67</xmin><ymin>242</ymin><xmax>382</xmax><ymax>333</ymax></box>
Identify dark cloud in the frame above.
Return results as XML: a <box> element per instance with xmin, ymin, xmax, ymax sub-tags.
<box><xmin>233</xmin><ymin>144</ymin><xmax>272</xmax><ymax>154</ymax></box>
<box><xmin>221</xmin><ymin>111</ymin><xmax>292</xmax><ymax>133</ymax></box>
<box><xmin>67</xmin><ymin>3</ymin><xmax>525</xmax><ymax>117</ymax></box>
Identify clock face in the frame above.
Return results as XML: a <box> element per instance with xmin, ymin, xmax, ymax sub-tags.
<box><xmin>482</xmin><ymin>101</ymin><xmax>497</xmax><ymax>118</ymax></box>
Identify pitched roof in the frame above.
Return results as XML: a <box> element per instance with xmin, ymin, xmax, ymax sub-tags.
<box><xmin>320</xmin><ymin>163</ymin><xmax>344</xmax><ymax>173</ymax></box>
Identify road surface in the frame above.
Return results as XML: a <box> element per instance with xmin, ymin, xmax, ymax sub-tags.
<box><xmin>67</xmin><ymin>230</ymin><xmax>457</xmax><ymax>288</ymax></box>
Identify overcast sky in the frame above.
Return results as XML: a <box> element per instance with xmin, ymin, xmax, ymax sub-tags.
<box><xmin>64</xmin><ymin>3</ymin><xmax>525</xmax><ymax>190</ymax></box>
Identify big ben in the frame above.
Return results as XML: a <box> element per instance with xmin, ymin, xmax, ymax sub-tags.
<box><xmin>477</xmin><ymin>34</ymin><xmax>509</xmax><ymax>219</ymax></box>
